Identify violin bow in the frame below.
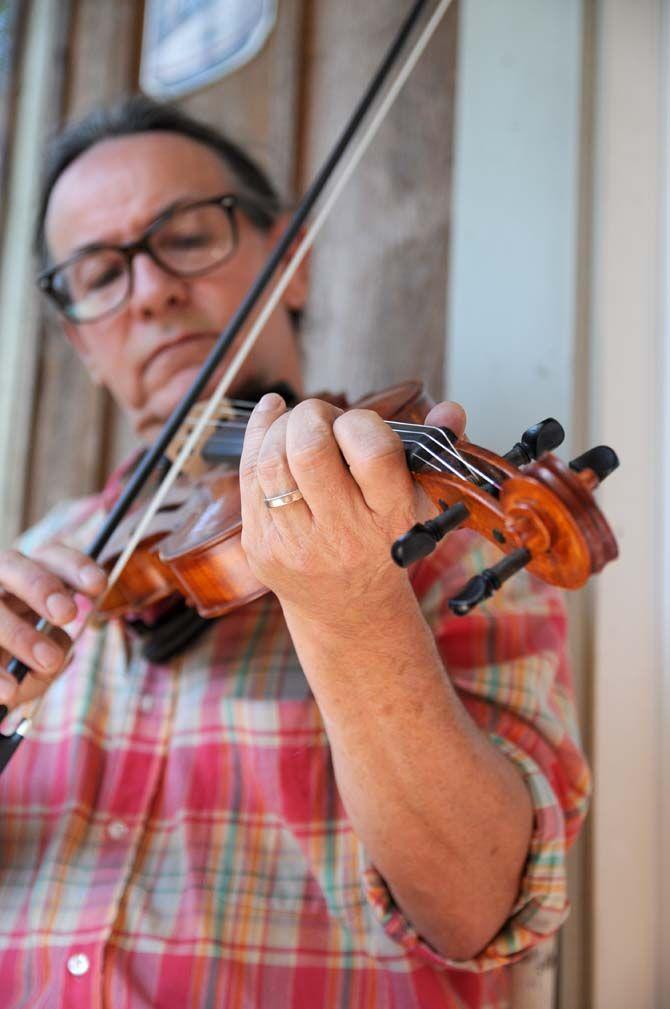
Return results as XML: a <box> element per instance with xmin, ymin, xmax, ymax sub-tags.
<box><xmin>0</xmin><ymin>0</ymin><xmax>454</xmax><ymax>772</ymax></box>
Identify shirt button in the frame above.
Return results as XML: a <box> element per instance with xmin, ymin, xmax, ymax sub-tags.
<box><xmin>107</xmin><ymin>819</ymin><xmax>129</xmax><ymax>841</ymax></box>
<box><xmin>139</xmin><ymin>694</ymin><xmax>155</xmax><ymax>714</ymax></box>
<box><xmin>67</xmin><ymin>952</ymin><xmax>90</xmax><ymax>976</ymax></box>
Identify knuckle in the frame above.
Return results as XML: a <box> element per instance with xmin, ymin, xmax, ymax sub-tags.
<box><xmin>27</xmin><ymin>569</ymin><xmax>62</xmax><ymax>600</ymax></box>
<box><xmin>290</xmin><ymin>405</ymin><xmax>334</xmax><ymax>467</ymax></box>
<box><xmin>335</xmin><ymin>407</ymin><xmax>376</xmax><ymax>434</ymax></box>
<box><xmin>32</xmin><ymin>541</ymin><xmax>68</xmax><ymax>566</ymax></box>
<box><xmin>337</xmin><ymin>412</ymin><xmax>402</xmax><ymax>464</ymax></box>
<box><xmin>337</xmin><ymin>407</ymin><xmax>376</xmax><ymax>426</ymax></box>
<box><xmin>5</xmin><ymin>621</ymin><xmax>35</xmax><ymax>660</ymax></box>
<box><xmin>297</xmin><ymin>401</ymin><xmax>335</xmax><ymax>434</ymax></box>
<box><xmin>293</xmin><ymin>398</ymin><xmax>329</xmax><ymax>420</ymax></box>
<box><xmin>291</xmin><ymin>434</ymin><xmax>331</xmax><ymax>469</ymax></box>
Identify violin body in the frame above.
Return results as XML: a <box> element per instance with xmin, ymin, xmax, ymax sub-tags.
<box><xmin>158</xmin><ymin>469</ymin><xmax>264</xmax><ymax>618</ymax></box>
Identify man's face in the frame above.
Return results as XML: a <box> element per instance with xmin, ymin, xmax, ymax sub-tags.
<box><xmin>44</xmin><ymin>132</ymin><xmax>306</xmax><ymax>440</ymax></box>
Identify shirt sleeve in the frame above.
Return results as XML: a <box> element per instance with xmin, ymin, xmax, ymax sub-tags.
<box><xmin>361</xmin><ymin>530</ymin><xmax>591</xmax><ymax>973</ymax></box>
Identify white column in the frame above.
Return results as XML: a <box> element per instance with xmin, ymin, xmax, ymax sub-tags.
<box><xmin>589</xmin><ymin>1</ymin><xmax>664</xmax><ymax>1005</ymax></box>
<box><xmin>663</xmin><ymin>0</ymin><xmax>670</xmax><ymax>991</ymax></box>
<box><xmin>446</xmin><ymin>0</ymin><xmax>583</xmax><ymax>456</ymax></box>
<box><xmin>446</xmin><ymin>7</ymin><xmax>586</xmax><ymax>1002</ymax></box>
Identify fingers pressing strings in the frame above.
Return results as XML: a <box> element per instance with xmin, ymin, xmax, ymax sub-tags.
<box><xmin>194</xmin><ymin>404</ymin><xmax>501</xmax><ymax>496</ymax></box>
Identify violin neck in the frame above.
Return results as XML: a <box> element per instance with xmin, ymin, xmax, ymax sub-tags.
<box><xmin>200</xmin><ymin>430</ymin><xmax>246</xmax><ymax>465</ymax></box>
<box><xmin>200</xmin><ymin>417</ymin><xmax>448</xmax><ymax>470</ymax></box>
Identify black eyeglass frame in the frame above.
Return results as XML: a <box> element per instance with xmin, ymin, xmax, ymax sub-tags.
<box><xmin>37</xmin><ymin>193</ymin><xmax>250</xmax><ymax>323</ymax></box>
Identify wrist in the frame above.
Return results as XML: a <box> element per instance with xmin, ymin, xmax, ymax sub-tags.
<box><xmin>278</xmin><ymin>566</ymin><xmax>418</xmax><ymax>638</ymax></box>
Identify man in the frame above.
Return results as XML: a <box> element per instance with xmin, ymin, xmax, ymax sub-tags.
<box><xmin>0</xmin><ymin>98</ymin><xmax>588</xmax><ymax>1008</ymax></box>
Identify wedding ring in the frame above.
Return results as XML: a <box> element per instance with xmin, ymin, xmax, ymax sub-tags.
<box><xmin>264</xmin><ymin>488</ymin><xmax>304</xmax><ymax>509</ymax></box>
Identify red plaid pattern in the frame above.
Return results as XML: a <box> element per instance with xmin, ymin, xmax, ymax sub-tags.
<box><xmin>0</xmin><ymin>490</ymin><xmax>590</xmax><ymax>1008</ymax></box>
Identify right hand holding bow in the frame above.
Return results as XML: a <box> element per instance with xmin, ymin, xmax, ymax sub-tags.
<box><xmin>0</xmin><ymin>545</ymin><xmax>107</xmax><ymax>709</ymax></box>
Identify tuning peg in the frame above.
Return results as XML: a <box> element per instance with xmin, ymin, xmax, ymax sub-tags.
<box><xmin>569</xmin><ymin>445</ymin><xmax>619</xmax><ymax>483</ymax></box>
<box><xmin>391</xmin><ymin>502</ymin><xmax>470</xmax><ymax>568</ymax></box>
<box><xmin>448</xmin><ymin>547</ymin><xmax>531</xmax><ymax>615</ymax></box>
<box><xmin>504</xmin><ymin>418</ymin><xmax>565</xmax><ymax>467</ymax></box>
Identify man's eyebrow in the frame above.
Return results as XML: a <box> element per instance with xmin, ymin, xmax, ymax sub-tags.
<box><xmin>69</xmin><ymin>195</ymin><xmax>205</xmax><ymax>257</ymax></box>
<box><xmin>149</xmin><ymin>195</ymin><xmax>200</xmax><ymax>224</ymax></box>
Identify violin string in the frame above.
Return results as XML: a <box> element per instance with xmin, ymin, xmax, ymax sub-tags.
<box><xmin>389</xmin><ymin>421</ymin><xmax>491</xmax><ymax>483</ymax></box>
<box><xmin>395</xmin><ymin>434</ymin><xmax>488</xmax><ymax>482</ymax></box>
<box><xmin>176</xmin><ymin>412</ymin><xmax>501</xmax><ymax>491</ymax></box>
<box><xmin>389</xmin><ymin>422</ymin><xmax>502</xmax><ymax>490</ymax></box>
<box><xmin>88</xmin><ymin>0</ymin><xmax>456</xmax><ymax>616</ymax></box>
<box><xmin>395</xmin><ymin>438</ymin><xmax>450</xmax><ymax>473</ymax></box>
<box><xmin>182</xmin><ymin>420</ymin><xmax>249</xmax><ymax>430</ymax></box>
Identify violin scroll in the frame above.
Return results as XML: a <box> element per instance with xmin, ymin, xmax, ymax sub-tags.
<box><xmin>392</xmin><ymin>416</ymin><xmax>619</xmax><ymax>615</ymax></box>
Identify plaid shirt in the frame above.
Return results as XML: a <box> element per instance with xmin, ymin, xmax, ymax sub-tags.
<box><xmin>0</xmin><ymin>487</ymin><xmax>590</xmax><ymax>1009</ymax></box>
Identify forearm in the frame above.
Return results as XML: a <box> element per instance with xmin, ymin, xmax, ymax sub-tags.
<box><xmin>280</xmin><ymin>578</ymin><xmax>533</xmax><ymax>960</ymax></box>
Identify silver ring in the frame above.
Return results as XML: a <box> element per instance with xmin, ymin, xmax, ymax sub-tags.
<box><xmin>264</xmin><ymin>488</ymin><xmax>304</xmax><ymax>509</ymax></box>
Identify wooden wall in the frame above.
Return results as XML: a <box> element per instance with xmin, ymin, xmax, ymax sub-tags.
<box><xmin>0</xmin><ymin>0</ymin><xmax>27</xmax><ymax>236</ymax></box>
<box><xmin>26</xmin><ymin>0</ymin><xmax>144</xmax><ymax>529</ymax></box>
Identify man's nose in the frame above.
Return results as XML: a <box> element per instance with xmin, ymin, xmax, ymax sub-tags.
<box><xmin>130</xmin><ymin>252</ymin><xmax>189</xmax><ymax>319</ymax></box>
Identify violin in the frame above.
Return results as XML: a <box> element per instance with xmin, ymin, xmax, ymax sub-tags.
<box><xmin>0</xmin><ymin>0</ymin><xmax>618</xmax><ymax>772</ymax></box>
<box><xmin>94</xmin><ymin>380</ymin><xmax>618</xmax><ymax>623</ymax></box>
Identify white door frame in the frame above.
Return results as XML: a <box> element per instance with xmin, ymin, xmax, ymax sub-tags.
<box><xmin>660</xmin><ymin>0</ymin><xmax>670</xmax><ymax>999</ymax></box>
<box><xmin>589</xmin><ymin>1</ymin><xmax>665</xmax><ymax>1006</ymax></box>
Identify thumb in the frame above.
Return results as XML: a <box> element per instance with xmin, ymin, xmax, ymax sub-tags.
<box><xmin>424</xmin><ymin>399</ymin><xmax>467</xmax><ymax>439</ymax></box>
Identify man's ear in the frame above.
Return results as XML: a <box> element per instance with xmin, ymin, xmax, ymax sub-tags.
<box><xmin>269</xmin><ymin>216</ymin><xmax>310</xmax><ymax>313</ymax></box>
<box><xmin>62</xmin><ymin>320</ymin><xmax>103</xmax><ymax>385</ymax></box>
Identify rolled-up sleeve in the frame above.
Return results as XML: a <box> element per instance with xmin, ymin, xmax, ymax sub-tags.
<box><xmin>361</xmin><ymin>530</ymin><xmax>591</xmax><ymax>972</ymax></box>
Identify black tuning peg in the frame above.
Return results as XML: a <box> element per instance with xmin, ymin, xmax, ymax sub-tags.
<box><xmin>391</xmin><ymin>502</ymin><xmax>470</xmax><ymax>568</ymax></box>
<box><xmin>504</xmin><ymin>418</ymin><xmax>565</xmax><ymax>468</ymax></box>
<box><xmin>569</xmin><ymin>445</ymin><xmax>619</xmax><ymax>483</ymax></box>
<box><xmin>448</xmin><ymin>547</ymin><xmax>531</xmax><ymax>616</ymax></box>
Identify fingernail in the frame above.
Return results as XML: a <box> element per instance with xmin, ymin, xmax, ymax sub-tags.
<box><xmin>257</xmin><ymin>393</ymin><xmax>284</xmax><ymax>412</ymax></box>
<box><xmin>79</xmin><ymin>564</ymin><xmax>106</xmax><ymax>589</ymax></box>
<box><xmin>46</xmin><ymin>592</ymin><xmax>76</xmax><ymax>623</ymax></box>
<box><xmin>33</xmin><ymin>640</ymin><xmax>62</xmax><ymax>670</ymax></box>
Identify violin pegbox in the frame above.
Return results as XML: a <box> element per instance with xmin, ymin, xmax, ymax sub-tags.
<box><xmin>391</xmin><ymin>419</ymin><xmax>619</xmax><ymax>615</ymax></box>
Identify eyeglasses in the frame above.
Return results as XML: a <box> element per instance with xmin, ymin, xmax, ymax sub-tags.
<box><xmin>37</xmin><ymin>193</ymin><xmax>251</xmax><ymax>324</ymax></box>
